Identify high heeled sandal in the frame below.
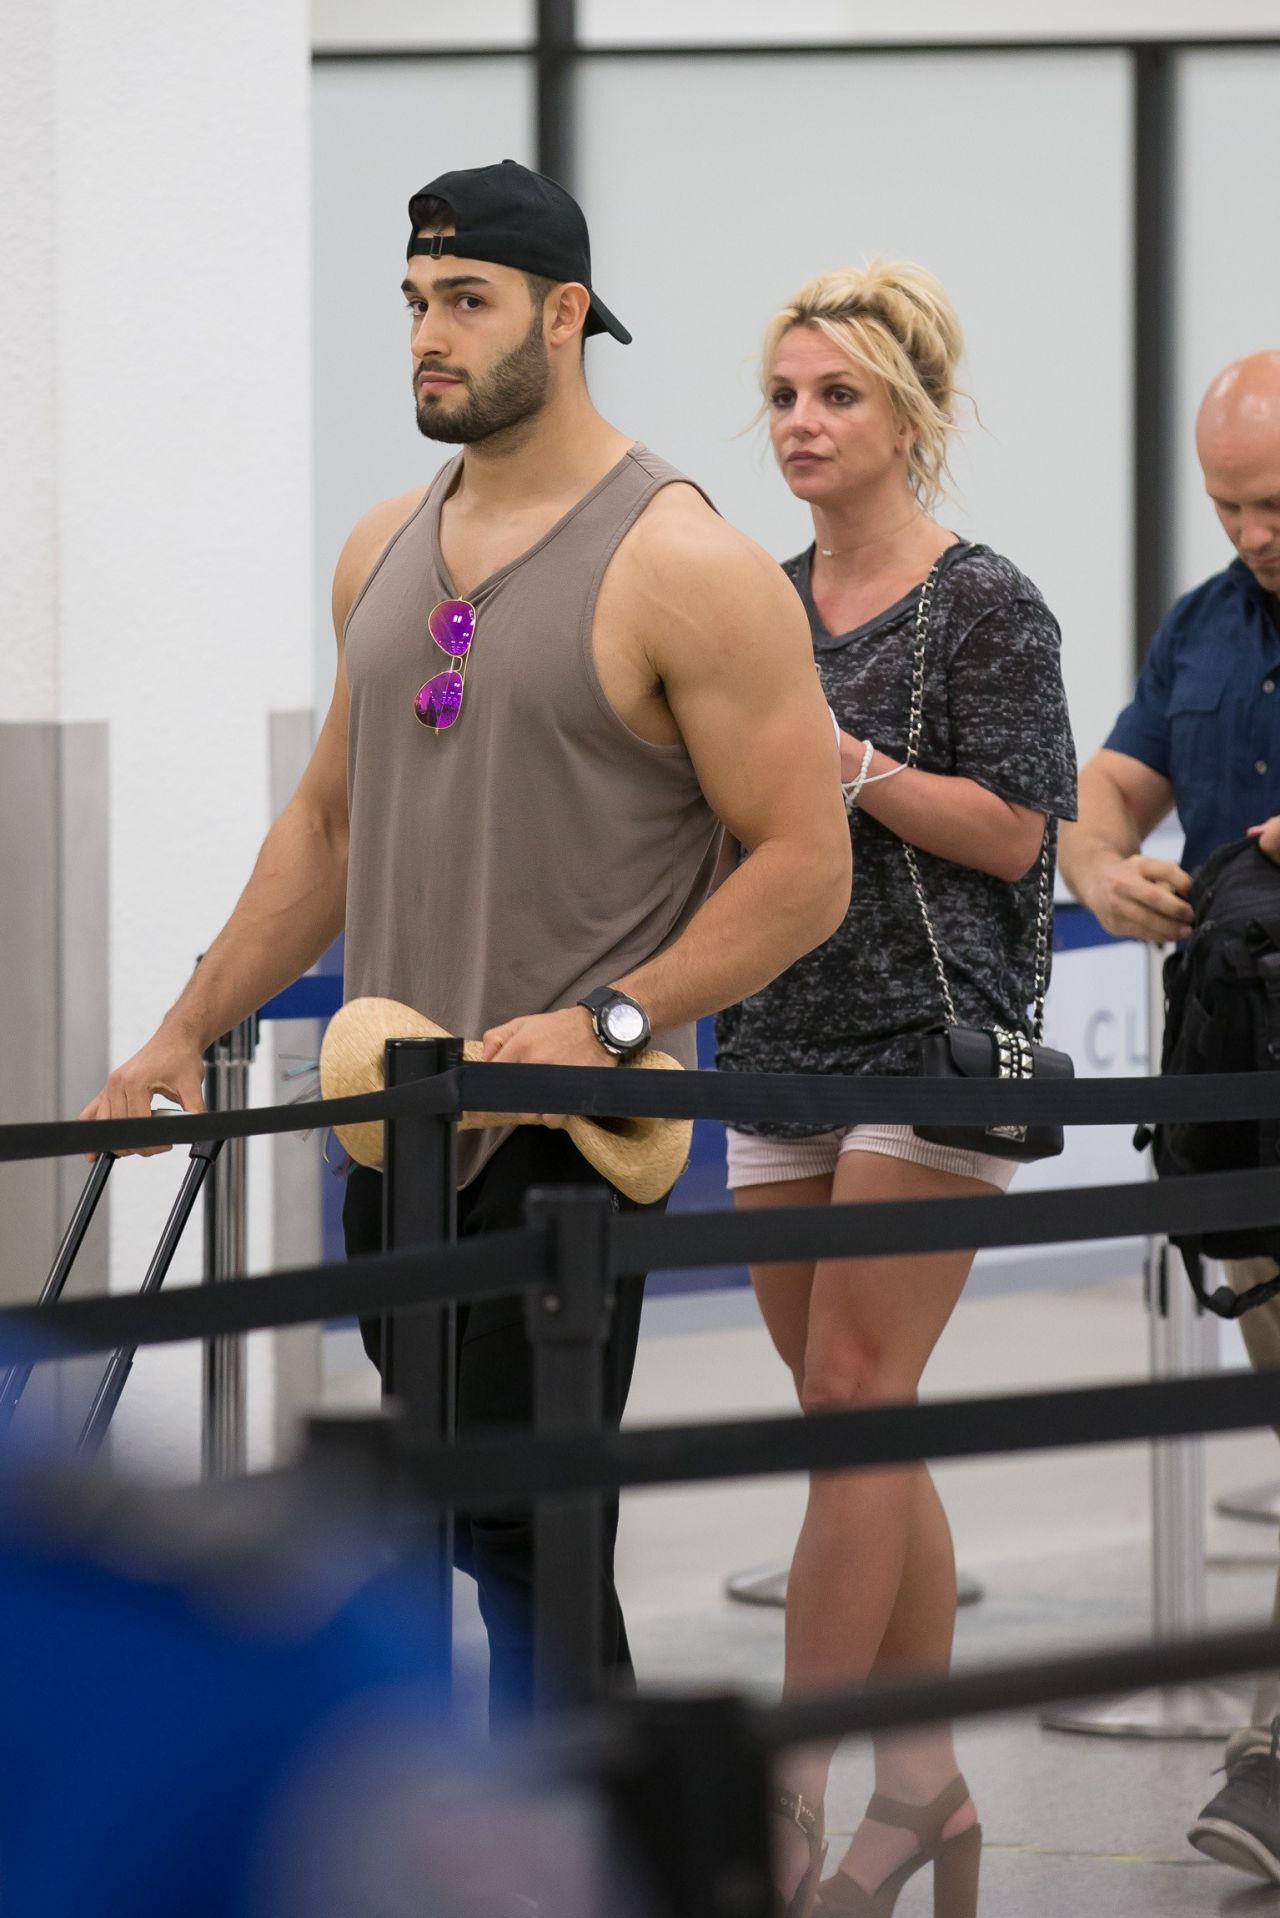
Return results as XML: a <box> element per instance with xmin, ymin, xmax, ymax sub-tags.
<box><xmin>774</xmin><ymin>1789</ymin><xmax>827</xmax><ymax>1918</ymax></box>
<box><xmin>813</xmin><ymin>1775</ymin><xmax>981</xmax><ymax>1917</ymax></box>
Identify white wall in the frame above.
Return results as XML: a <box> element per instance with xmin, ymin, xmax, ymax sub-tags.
<box><xmin>577</xmin><ymin>49</ymin><xmax>1133</xmax><ymax>761</ymax></box>
<box><xmin>0</xmin><ymin>15</ymin><xmax>56</xmax><ymax>722</ymax></box>
<box><xmin>311</xmin><ymin>57</ymin><xmax>535</xmax><ymax>694</ymax></box>
<box><xmin>306</xmin><ymin>1</ymin><xmax>1280</xmax><ymax>52</ymax></box>
<box><xmin>1171</xmin><ymin>47</ymin><xmax>1280</xmax><ymax>602</ymax></box>
<box><xmin>580</xmin><ymin>1</ymin><xmax>1280</xmax><ymax>44</ymax></box>
<box><xmin>0</xmin><ymin>0</ymin><xmax>313</xmax><ymax>1477</ymax></box>
<box><xmin>313</xmin><ymin>0</ymin><xmax>533</xmax><ymax>49</ymax></box>
<box><xmin>309</xmin><ymin>32</ymin><xmax>1280</xmax><ymax>742</ymax></box>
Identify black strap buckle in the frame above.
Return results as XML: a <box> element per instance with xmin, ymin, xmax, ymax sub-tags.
<box><xmin>408</xmin><ymin>233</ymin><xmax>448</xmax><ymax>259</ymax></box>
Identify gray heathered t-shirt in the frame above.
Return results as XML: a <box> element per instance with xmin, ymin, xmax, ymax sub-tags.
<box><xmin>714</xmin><ymin>540</ymin><xmax>1078</xmax><ymax>1137</ymax></box>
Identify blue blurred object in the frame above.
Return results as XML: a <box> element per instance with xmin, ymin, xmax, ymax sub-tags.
<box><xmin>0</xmin><ymin>1474</ymin><xmax>447</xmax><ymax>1917</ymax></box>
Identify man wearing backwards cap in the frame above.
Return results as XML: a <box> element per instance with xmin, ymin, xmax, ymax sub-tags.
<box><xmin>82</xmin><ymin>161</ymin><xmax>850</xmax><ymax>1716</ymax></box>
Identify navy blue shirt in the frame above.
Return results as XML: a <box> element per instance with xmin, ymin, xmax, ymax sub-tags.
<box><xmin>1106</xmin><ymin>558</ymin><xmax>1280</xmax><ymax>870</ymax></box>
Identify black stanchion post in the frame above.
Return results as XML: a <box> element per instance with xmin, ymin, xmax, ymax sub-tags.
<box><xmin>202</xmin><ymin>1014</ymin><xmax>258</xmax><ymax>1479</ymax></box>
<box><xmin>382</xmin><ymin>1036</ymin><xmax>461</xmax><ymax>1668</ymax></box>
<box><xmin>607</xmin><ymin>1696</ymin><xmax>773</xmax><ymax>1918</ymax></box>
<box><xmin>525</xmin><ymin>1185</ymin><xmax>614</xmax><ymax>1712</ymax></box>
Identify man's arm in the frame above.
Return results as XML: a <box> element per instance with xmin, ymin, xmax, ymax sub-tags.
<box><xmin>615</xmin><ymin>505</ymin><xmax>850</xmax><ymax>1028</ymax></box>
<box><xmin>1058</xmin><ymin>747</ymin><xmax>1194</xmax><ymax>941</ymax></box>
<box><xmin>485</xmin><ymin>492</ymin><xmax>851</xmax><ymax>1063</ymax></box>
<box><xmin>79</xmin><ymin>489</ymin><xmax>421</xmax><ymax>1150</ymax></box>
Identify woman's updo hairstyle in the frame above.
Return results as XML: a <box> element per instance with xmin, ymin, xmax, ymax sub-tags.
<box><xmin>761</xmin><ymin>260</ymin><xmax>967</xmax><ymax>508</ymax></box>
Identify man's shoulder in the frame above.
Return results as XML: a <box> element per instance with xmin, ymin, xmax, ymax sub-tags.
<box><xmin>621</xmin><ymin>481</ymin><xmax>793</xmax><ymax>610</ymax></box>
<box><xmin>331</xmin><ymin>486</ymin><xmax>430</xmax><ymax>637</ymax></box>
<box><xmin>1161</xmin><ymin>560</ymin><xmax>1252</xmax><ymax>647</ymax></box>
<box><xmin>345</xmin><ymin>485</ymin><xmax>431</xmax><ymax>566</ymax></box>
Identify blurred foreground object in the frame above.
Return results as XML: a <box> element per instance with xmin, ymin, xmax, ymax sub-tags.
<box><xmin>0</xmin><ymin>1462</ymin><xmax>636</xmax><ymax>1917</ymax></box>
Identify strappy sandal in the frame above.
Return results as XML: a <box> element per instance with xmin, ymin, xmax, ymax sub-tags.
<box><xmin>814</xmin><ymin>1775</ymin><xmax>981</xmax><ymax>1917</ymax></box>
<box><xmin>774</xmin><ymin>1789</ymin><xmax>827</xmax><ymax>1918</ymax></box>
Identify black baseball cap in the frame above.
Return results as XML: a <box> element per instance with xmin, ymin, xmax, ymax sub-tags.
<box><xmin>407</xmin><ymin>158</ymin><xmax>631</xmax><ymax>346</ymax></box>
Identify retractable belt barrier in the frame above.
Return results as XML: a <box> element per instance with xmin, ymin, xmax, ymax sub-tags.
<box><xmin>307</xmin><ymin>1362</ymin><xmax>1280</xmax><ymax>1510</ymax></box>
<box><xmin>542</xmin><ymin>1621</ymin><xmax>1280</xmax><ymax>1769</ymax></box>
<box><xmin>4</xmin><ymin>1061</ymin><xmax>1280</xmax><ymax>1161</ymax></box>
<box><xmin>7</xmin><ymin>1050</ymin><xmax>1280</xmax><ymax>1777</ymax></box>
<box><xmin>1</xmin><ymin>1160</ymin><xmax>1278</xmax><ymax>1364</ymax></box>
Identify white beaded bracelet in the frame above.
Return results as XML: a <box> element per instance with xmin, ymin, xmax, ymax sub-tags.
<box><xmin>842</xmin><ymin>745</ymin><xmax>911</xmax><ymax>813</ymax></box>
<box><xmin>841</xmin><ymin>737</ymin><xmax>875</xmax><ymax>813</ymax></box>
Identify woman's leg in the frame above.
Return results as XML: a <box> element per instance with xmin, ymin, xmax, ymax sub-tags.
<box><xmin>735</xmin><ymin>1170</ymin><xmax>834</xmax><ymax>1385</ymax></box>
<box><xmin>777</xmin><ymin>1148</ymin><xmax>996</xmax><ymax>1892</ymax></box>
<box><xmin>830</xmin><ymin>1469</ymin><xmax>975</xmax><ymax>1887</ymax></box>
<box><xmin>733</xmin><ymin>1168</ymin><xmax>833</xmax><ymax>1896</ymax></box>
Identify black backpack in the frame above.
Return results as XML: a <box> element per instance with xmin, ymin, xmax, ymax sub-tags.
<box><xmin>1143</xmin><ymin>836</ymin><xmax>1280</xmax><ymax>1318</ymax></box>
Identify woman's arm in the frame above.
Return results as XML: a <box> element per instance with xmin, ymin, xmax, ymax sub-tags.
<box><xmin>838</xmin><ymin>730</ymin><xmax>1044</xmax><ymax>883</ymax></box>
<box><xmin>838</xmin><ymin>591</ymin><xmax>1072</xmax><ymax>884</ymax></box>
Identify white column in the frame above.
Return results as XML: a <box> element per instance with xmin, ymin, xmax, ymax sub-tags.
<box><xmin>0</xmin><ymin>0</ymin><xmax>313</xmax><ymax>1474</ymax></box>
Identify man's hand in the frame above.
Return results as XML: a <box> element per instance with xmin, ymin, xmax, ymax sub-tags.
<box><xmin>78</xmin><ymin>1026</ymin><xmax>208</xmax><ymax>1161</ymax></box>
<box><xmin>481</xmin><ymin>1007</ymin><xmax>615</xmax><ymax>1067</ymax></box>
<box><xmin>1248</xmin><ymin>816</ymin><xmax>1280</xmax><ymax>864</ymax></box>
<box><xmin>1086</xmin><ymin>852</ymin><xmax>1195</xmax><ymax>943</ymax></box>
<box><xmin>481</xmin><ymin>1008</ymin><xmax>616</xmax><ymax>1130</ymax></box>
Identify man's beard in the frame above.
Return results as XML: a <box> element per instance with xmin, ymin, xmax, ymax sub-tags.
<box><xmin>416</xmin><ymin>310</ymin><xmax>549</xmax><ymax>445</ymax></box>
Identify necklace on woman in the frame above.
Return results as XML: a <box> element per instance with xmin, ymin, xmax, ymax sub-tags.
<box><xmin>816</xmin><ymin>508</ymin><xmax>925</xmax><ymax>561</ymax></box>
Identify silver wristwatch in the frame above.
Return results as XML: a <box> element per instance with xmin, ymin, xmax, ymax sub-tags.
<box><xmin>577</xmin><ymin>986</ymin><xmax>651</xmax><ymax>1059</ymax></box>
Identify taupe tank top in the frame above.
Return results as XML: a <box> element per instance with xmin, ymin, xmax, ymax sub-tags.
<box><xmin>343</xmin><ymin>443</ymin><xmax>722</xmax><ymax>1185</ymax></box>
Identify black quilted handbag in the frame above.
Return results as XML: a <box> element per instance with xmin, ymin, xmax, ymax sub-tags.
<box><xmin>900</xmin><ymin>561</ymin><xmax>1073</xmax><ymax>1163</ymax></box>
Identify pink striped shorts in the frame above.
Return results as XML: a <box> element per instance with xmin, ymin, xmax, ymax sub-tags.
<box><xmin>724</xmin><ymin>1122</ymin><xmax>1017</xmax><ymax>1192</ymax></box>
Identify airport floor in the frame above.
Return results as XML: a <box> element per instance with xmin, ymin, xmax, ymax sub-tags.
<box><xmin>328</xmin><ymin>1275</ymin><xmax>1280</xmax><ymax>1915</ymax></box>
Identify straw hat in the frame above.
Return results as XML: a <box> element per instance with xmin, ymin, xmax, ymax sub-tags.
<box><xmin>319</xmin><ymin>996</ymin><xmax>692</xmax><ymax>1205</ymax></box>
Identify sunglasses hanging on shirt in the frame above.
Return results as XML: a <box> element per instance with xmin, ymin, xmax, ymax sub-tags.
<box><xmin>413</xmin><ymin>597</ymin><xmax>476</xmax><ymax>731</ymax></box>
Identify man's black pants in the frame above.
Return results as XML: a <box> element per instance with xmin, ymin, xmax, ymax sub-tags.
<box><xmin>342</xmin><ymin>1125</ymin><xmax>652</xmax><ymax>1721</ymax></box>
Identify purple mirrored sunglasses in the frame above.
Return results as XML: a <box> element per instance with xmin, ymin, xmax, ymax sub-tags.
<box><xmin>413</xmin><ymin>598</ymin><xmax>476</xmax><ymax>731</ymax></box>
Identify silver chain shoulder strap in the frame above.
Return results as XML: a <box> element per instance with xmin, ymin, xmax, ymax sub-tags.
<box><xmin>898</xmin><ymin>559</ymin><xmax>1053</xmax><ymax>1043</ymax></box>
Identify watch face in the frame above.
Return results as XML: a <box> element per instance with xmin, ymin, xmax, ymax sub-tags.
<box><xmin>604</xmin><ymin>1001</ymin><xmax>646</xmax><ymax>1047</ymax></box>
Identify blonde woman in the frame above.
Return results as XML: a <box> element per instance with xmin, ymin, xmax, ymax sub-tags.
<box><xmin>715</xmin><ymin>263</ymin><xmax>1077</xmax><ymax>1917</ymax></box>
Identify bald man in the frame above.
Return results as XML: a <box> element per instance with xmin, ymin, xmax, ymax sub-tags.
<box><xmin>1061</xmin><ymin>351</ymin><xmax>1280</xmax><ymax>1885</ymax></box>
